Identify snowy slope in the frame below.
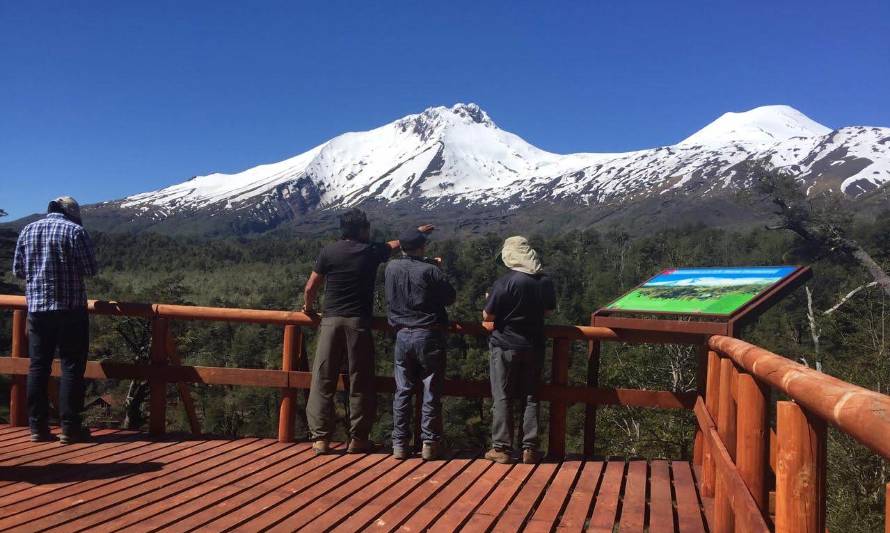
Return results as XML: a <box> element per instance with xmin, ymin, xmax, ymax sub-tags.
<box><xmin>122</xmin><ymin>144</ymin><xmax>326</xmax><ymax>211</ymax></box>
<box><xmin>679</xmin><ymin>105</ymin><xmax>831</xmax><ymax>146</ymax></box>
<box><xmin>108</xmin><ymin>103</ymin><xmax>890</xmax><ymax>231</ymax></box>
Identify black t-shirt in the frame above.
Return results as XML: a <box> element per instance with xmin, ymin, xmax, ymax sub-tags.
<box><xmin>484</xmin><ymin>270</ymin><xmax>557</xmax><ymax>351</ymax></box>
<box><xmin>313</xmin><ymin>239</ymin><xmax>392</xmax><ymax>317</ymax></box>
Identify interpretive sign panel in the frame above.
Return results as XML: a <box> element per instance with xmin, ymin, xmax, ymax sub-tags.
<box><xmin>604</xmin><ymin>266</ymin><xmax>798</xmax><ymax>316</ymax></box>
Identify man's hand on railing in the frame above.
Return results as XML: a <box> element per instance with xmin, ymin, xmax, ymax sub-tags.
<box><xmin>300</xmin><ymin>304</ymin><xmax>319</xmax><ymax>318</ymax></box>
<box><xmin>417</xmin><ymin>224</ymin><xmax>435</xmax><ymax>234</ymax></box>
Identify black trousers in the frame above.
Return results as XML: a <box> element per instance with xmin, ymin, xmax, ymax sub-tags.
<box><xmin>27</xmin><ymin>309</ymin><xmax>89</xmax><ymax>432</ymax></box>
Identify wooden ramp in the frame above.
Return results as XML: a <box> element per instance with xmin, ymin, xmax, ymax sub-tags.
<box><xmin>0</xmin><ymin>424</ymin><xmax>709</xmax><ymax>532</ymax></box>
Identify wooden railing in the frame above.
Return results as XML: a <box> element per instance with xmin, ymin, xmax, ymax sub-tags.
<box><xmin>2</xmin><ymin>294</ymin><xmax>889</xmax><ymax>532</ymax></box>
<box><xmin>0</xmin><ymin>295</ymin><xmax>698</xmax><ymax>458</ymax></box>
<box><xmin>697</xmin><ymin>335</ymin><xmax>890</xmax><ymax>533</ymax></box>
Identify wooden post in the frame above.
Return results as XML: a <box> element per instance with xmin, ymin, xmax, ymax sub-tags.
<box><xmin>277</xmin><ymin>325</ymin><xmax>301</xmax><ymax>443</ymax></box>
<box><xmin>735</xmin><ymin>373</ymin><xmax>770</xmax><ymax>518</ymax></box>
<box><xmin>166</xmin><ymin>330</ymin><xmax>200</xmax><ymax>435</ymax></box>
<box><xmin>701</xmin><ymin>350</ymin><xmax>722</xmax><ymax>497</ymax></box>
<box><xmin>583</xmin><ymin>339</ymin><xmax>601</xmax><ymax>457</ymax></box>
<box><xmin>149</xmin><ymin>318</ymin><xmax>168</xmax><ymax>435</ymax></box>
<box><xmin>548</xmin><ymin>338</ymin><xmax>570</xmax><ymax>458</ymax></box>
<box><xmin>693</xmin><ymin>342</ymin><xmax>709</xmax><ymax>465</ymax></box>
<box><xmin>9</xmin><ymin>310</ymin><xmax>28</xmax><ymax>427</ymax></box>
<box><xmin>775</xmin><ymin>401</ymin><xmax>826</xmax><ymax>533</ymax></box>
<box><xmin>714</xmin><ymin>357</ymin><xmax>738</xmax><ymax>532</ymax></box>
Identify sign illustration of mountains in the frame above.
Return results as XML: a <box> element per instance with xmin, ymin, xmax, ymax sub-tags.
<box><xmin>58</xmin><ymin>103</ymin><xmax>890</xmax><ymax>235</ymax></box>
<box><xmin>606</xmin><ymin>266</ymin><xmax>799</xmax><ymax>315</ymax></box>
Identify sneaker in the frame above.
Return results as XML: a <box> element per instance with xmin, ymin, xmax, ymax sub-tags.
<box><xmin>59</xmin><ymin>427</ymin><xmax>91</xmax><ymax>445</ymax></box>
<box><xmin>312</xmin><ymin>440</ymin><xmax>330</xmax><ymax>455</ymax></box>
<box><xmin>421</xmin><ymin>441</ymin><xmax>441</xmax><ymax>461</ymax></box>
<box><xmin>30</xmin><ymin>428</ymin><xmax>56</xmax><ymax>443</ymax></box>
<box><xmin>522</xmin><ymin>449</ymin><xmax>542</xmax><ymax>464</ymax></box>
<box><xmin>347</xmin><ymin>438</ymin><xmax>375</xmax><ymax>454</ymax></box>
<box><xmin>392</xmin><ymin>446</ymin><xmax>411</xmax><ymax>460</ymax></box>
<box><xmin>484</xmin><ymin>448</ymin><xmax>513</xmax><ymax>464</ymax></box>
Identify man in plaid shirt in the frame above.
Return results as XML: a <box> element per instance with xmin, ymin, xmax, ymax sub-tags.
<box><xmin>13</xmin><ymin>196</ymin><xmax>97</xmax><ymax>443</ymax></box>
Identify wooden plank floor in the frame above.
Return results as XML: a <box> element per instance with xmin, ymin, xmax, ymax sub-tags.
<box><xmin>0</xmin><ymin>425</ymin><xmax>709</xmax><ymax>532</ymax></box>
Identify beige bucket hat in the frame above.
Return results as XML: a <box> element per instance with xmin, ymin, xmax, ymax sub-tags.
<box><xmin>499</xmin><ymin>236</ymin><xmax>542</xmax><ymax>275</ymax></box>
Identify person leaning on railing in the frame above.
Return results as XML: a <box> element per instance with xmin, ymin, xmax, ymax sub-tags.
<box><xmin>384</xmin><ymin>228</ymin><xmax>456</xmax><ymax>461</ymax></box>
<box><xmin>12</xmin><ymin>197</ymin><xmax>97</xmax><ymax>444</ymax></box>
<box><xmin>301</xmin><ymin>208</ymin><xmax>435</xmax><ymax>455</ymax></box>
<box><xmin>482</xmin><ymin>236</ymin><xmax>556</xmax><ymax>465</ymax></box>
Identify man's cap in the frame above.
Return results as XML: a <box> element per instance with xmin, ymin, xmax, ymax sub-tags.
<box><xmin>399</xmin><ymin>228</ymin><xmax>428</xmax><ymax>250</ymax></box>
<box><xmin>51</xmin><ymin>196</ymin><xmax>82</xmax><ymax>223</ymax></box>
<box><xmin>497</xmin><ymin>236</ymin><xmax>543</xmax><ymax>275</ymax></box>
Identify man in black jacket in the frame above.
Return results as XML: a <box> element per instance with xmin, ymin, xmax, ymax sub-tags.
<box><xmin>482</xmin><ymin>236</ymin><xmax>556</xmax><ymax>464</ymax></box>
<box><xmin>385</xmin><ymin>228</ymin><xmax>455</xmax><ymax>460</ymax></box>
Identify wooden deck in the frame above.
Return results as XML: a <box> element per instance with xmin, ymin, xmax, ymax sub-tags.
<box><xmin>0</xmin><ymin>424</ymin><xmax>709</xmax><ymax>532</ymax></box>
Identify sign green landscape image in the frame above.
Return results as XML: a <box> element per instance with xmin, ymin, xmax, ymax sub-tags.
<box><xmin>606</xmin><ymin>266</ymin><xmax>798</xmax><ymax>315</ymax></box>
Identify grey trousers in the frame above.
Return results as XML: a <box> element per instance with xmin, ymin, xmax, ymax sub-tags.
<box><xmin>489</xmin><ymin>343</ymin><xmax>543</xmax><ymax>452</ymax></box>
<box><xmin>307</xmin><ymin>316</ymin><xmax>377</xmax><ymax>441</ymax></box>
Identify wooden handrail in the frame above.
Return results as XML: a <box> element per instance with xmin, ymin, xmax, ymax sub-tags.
<box><xmin>709</xmin><ymin>335</ymin><xmax>890</xmax><ymax>460</ymax></box>
<box><xmin>704</xmin><ymin>335</ymin><xmax>890</xmax><ymax>532</ymax></box>
<box><xmin>4</xmin><ymin>293</ymin><xmax>889</xmax><ymax>530</ymax></box>
<box><xmin>0</xmin><ymin>294</ymin><xmax>618</xmax><ymax>342</ymax></box>
<box><xmin>0</xmin><ymin>292</ymin><xmax>699</xmax><ymax>458</ymax></box>
<box><xmin>0</xmin><ymin>357</ymin><xmax>697</xmax><ymax>409</ymax></box>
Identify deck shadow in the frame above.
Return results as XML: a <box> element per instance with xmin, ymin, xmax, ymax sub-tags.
<box><xmin>0</xmin><ymin>462</ymin><xmax>163</xmax><ymax>483</ymax></box>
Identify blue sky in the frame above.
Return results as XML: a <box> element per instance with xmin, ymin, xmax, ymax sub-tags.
<box><xmin>2</xmin><ymin>0</ymin><xmax>889</xmax><ymax>220</ymax></box>
<box><xmin>647</xmin><ymin>267</ymin><xmax>796</xmax><ymax>285</ymax></box>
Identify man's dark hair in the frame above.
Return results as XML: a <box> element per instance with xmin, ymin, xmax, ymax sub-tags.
<box><xmin>339</xmin><ymin>208</ymin><xmax>370</xmax><ymax>240</ymax></box>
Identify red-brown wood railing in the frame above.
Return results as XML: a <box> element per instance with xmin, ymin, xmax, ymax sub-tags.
<box><xmin>0</xmin><ymin>295</ymin><xmax>698</xmax><ymax>458</ymax></box>
<box><xmin>698</xmin><ymin>336</ymin><xmax>890</xmax><ymax>533</ymax></box>
<box><xmin>2</xmin><ymin>294</ymin><xmax>889</xmax><ymax>532</ymax></box>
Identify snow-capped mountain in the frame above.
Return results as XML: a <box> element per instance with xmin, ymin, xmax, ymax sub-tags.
<box><xmin>90</xmin><ymin>103</ymin><xmax>890</xmax><ymax>235</ymax></box>
<box><xmin>678</xmin><ymin>105</ymin><xmax>831</xmax><ymax>146</ymax></box>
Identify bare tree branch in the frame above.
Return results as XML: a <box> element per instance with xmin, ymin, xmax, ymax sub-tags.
<box><xmin>823</xmin><ymin>282</ymin><xmax>880</xmax><ymax>316</ymax></box>
<box><xmin>805</xmin><ymin>286</ymin><xmax>820</xmax><ymax>357</ymax></box>
<box><xmin>850</xmin><ymin>247</ymin><xmax>890</xmax><ymax>298</ymax></box>
<box><xmin>752</xmin><ymin>163</ymin><xmax>890</xmax><ymax>298</ymax></box>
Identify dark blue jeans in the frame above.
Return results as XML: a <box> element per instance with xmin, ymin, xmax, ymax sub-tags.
<box><xmin>27</xmin><ymin>310</ymin><xmax>89</xmax><ymax>433</ymax></box>
<box><xmin>489</xmin><ymin>343</ymin><xmax>543</xmax><ymax>452</ymax></box>
<box><xmin>392</xmin><ymin>329</ymin><xmax>446</xmax><ymax>448</ymax></box>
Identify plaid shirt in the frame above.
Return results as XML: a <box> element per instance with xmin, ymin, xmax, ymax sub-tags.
<box><xmin>12</xmin><ymin>213</ymin><xmax>98</xmax><ymax>312</ymax></box>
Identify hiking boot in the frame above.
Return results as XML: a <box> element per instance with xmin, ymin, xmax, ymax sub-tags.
<box><xmin>59</xmin><ymin>427</ymin><xmax>91</xmax><ymax>445</ymax></box>
<box><xmin>392</xmin><ymin>446</ymin><xmax>411</xmax><ymax>460</ymax></box>
<box><xmin>312</xmin><ymin>440</ymin><xmax>330</xmax><ymax>455</ymax></box>
<box><xmin>30</xmin><ymin>428</ymin><xmax>56</xmax><ymax>443</ymax></box>
<box><xmin>347</xmin><ymin>438</ymin><xmax>375</xmax><ymax>454</ymax></box>
<box><xmin>522</xmin><ymin>449</ymin><xmax>542</xmax><ymax>464</ymax></box>
<box><xmin>485</xmin><ymin>448</ymin><xmax>513</xmax><ymax>464</ymax></box>
<box><xmin>421</xmin><ymin>441</ymin><xmax>441</xmax><ymax>461</ymax></box>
